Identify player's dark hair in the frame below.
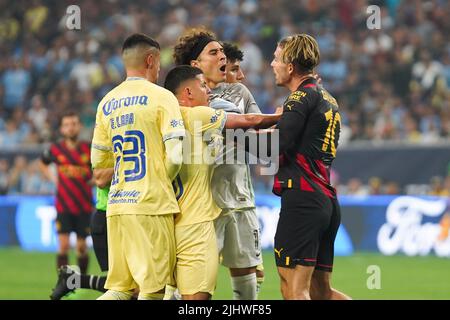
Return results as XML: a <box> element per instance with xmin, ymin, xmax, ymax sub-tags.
<box><xmin>122</xmin><ymin>33</ymin><xmax>160</xmax><ymax>53</ymax></box>
<box><xmin>164</xmin><ymin>65</ymin><xmax>204</xmax><ymax>95</ymax></box>
<box><xmin>59</xmin><ymin>110</ymin><xmax>79</xmax><ymax>126</ymax></box>
<box><xmin>222</xmin><ymin>42</ymin><xmax>244</xmax><ymax>63</ymax></box>
<box><xmin>279</xmin><ymin>34</ymin><xmax>320</xmax><ymax>74</ymax></box>
<box><xmin>173</xmin><ymin>28</ymin><xmax>217</xmax><ymax>65</ymax></box>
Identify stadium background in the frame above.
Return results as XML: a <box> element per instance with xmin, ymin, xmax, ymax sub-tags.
<box><xmin>0</xmin><ymin>0</ymin><xmax>449</xmax><ymax>299</ymax></box>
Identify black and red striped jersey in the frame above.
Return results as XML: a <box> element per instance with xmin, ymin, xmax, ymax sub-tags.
<box><xmin>273</xmin><ymin>78</ymin><xmax>340</xmax><ymax>199</ymax></box>
<box><xmin>42</xmin><ymin>141</ymin><xmax>93</xmax><ymax>214</ymax></box>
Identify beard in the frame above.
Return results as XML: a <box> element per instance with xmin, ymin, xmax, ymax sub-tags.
<box><xmin>66</xmin><ymin>134</ymin><xmax>79</xmax><ymax>142</ymax></box>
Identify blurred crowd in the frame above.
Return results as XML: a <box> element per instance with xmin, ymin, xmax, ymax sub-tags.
<box><xmin>0</xmin><ymin>0</ymin><xmax>449</xmax><ymax>195</ymax></box>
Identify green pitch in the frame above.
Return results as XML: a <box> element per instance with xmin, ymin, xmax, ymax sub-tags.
<box><xmin>0</xmin><ymin>247</ymin><xmax>449</xmax><ymax>300</ymax></box>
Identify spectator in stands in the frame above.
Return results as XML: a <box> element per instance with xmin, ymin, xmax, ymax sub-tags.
<box><xmin>0</xmin><ymin>159</ymin><xmax>9</xmax><ymax>195</ymax></box>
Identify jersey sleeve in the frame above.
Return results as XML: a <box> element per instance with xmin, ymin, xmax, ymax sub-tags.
<box><xmin>91</xmin><ymin>106</ymin><xmax>114</xmax><ymax>169</ymax></box>
<box><xmin>276</xmin><ymin>88</ymin><xmax>317</xmax><ymax>154</ymax></box>
<box><xmin>159</xmin><ymin>92</ymin><xmax>186</xmax><ymax>142</ymax></box>
<box><xmin>239</xmin><ymin>83</ymin><xmax>261</xmax><ymax>114</ymax></box>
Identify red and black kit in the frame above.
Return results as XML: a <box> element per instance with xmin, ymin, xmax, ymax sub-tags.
<box><xmin>273</xmin><ymin>77</ymin><xmax>341</xmax><ymax>272</ymax></box>
<box><xmin>42</xmin><ymin>141</ymin><xmax>93</xmax><ymax>237</ymax></box>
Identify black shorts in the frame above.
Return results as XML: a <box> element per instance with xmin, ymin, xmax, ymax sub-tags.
<box><xmin>274</xmin><ymin>189</ymin><xmax>341</xmax><ymax>272</ymax></box>
<box><xmin>56</xmin><ymin>212</ymin><xmax>91</xmax><ymax>238</ymax></box>
<box><xmin>90</xmin><ymin>209</ymin><xmax>108</xmax><ymax>272</ymax></box>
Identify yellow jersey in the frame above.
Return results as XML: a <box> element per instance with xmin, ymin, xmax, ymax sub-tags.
<box><xmin>173</xmin><ymin>106</ymin><xmax>226</xmax><ymax>226</ymax></box>
<box><xmin>92</xmin><ymin>77</ymin><xmax>185</xmax><ymax>217</ymax></box>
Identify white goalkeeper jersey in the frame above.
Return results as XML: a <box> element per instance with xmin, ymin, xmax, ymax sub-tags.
<box><xmin>210</xmin><ymin>82</ymin><xmax>261</xmax><ymax>209</ymax></box>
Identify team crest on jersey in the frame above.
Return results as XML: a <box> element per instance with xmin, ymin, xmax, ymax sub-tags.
<box><xmin>170</xmin><ymin>119</ymin><xmax>184</xmax><ymax>128</ymax></box>
<box><xmin>210</xmin><ymin>110</ymin><xmax>222</xmax><ymax>123</ymax></box>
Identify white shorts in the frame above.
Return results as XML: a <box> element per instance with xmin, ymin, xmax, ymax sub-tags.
<box><xmin>214</xmin><ymin>208</ymin><xmax>262</xmax><ymax>269</ymax></box>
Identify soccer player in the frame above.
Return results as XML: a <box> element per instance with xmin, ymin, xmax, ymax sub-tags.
<box><xmin>91</xmin><ymin>33</ymin><xmax>185</xmax><ymax>300</ymax></box>
<box><xmin>40</xmin><ymin>111</ymin><xmax>93</xmax><ymax>277</ymax></box>
<box><xmin>270</xmin><ymin>34</ymin><xmax>351</xmax><ymax>300</ymax></box>
<box><xmin>222</xmin><ymin>41</ymin><xmax>266</xmax><ymax>297</ymax></box>
<box><xmin>163</xmin><ymin>65</ymin><xmax>280</xmax><ymax>300</ymax></box>
<box><xmin>50</xmin><ymin>184</ymin><xmax>109</xmax><ymax>299</ymax></box>
<box><xmin>173</xmin><ymin>28</ymin><xmax>263</xmax><ymax>300</ymax></box>
<box><xmin>222</xmin><ymin>42</ymin><xmax>246</xmax><ymax>83</ymax></box>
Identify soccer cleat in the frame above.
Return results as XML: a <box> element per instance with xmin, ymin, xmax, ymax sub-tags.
<box><xmin>50</xmin><ymin>265</ymin><xmax>78</xmax><ymax>300</ymax></box>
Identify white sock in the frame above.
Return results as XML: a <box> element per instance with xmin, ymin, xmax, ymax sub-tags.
<box><xmin>256</xmin><ymin>276</ymin><xmax>265</xmax><ymax>298</ymax></box>
<box><xmin>231</xmin><ymin>273</ymin><xmax>257</xmax><ymax>300</ymax></box>
<box><xmin>163</xmin><ymin>285</ymin><xmax>181</xmax><ymax>300</ymax></box>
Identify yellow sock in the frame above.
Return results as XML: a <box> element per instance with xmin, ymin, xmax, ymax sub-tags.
<box><xmin>138</xmin><ymin>292</ymin><xmax>164</xmax><ymax>300</ymax></box>
<box><xmin>97</xmin><ymin>290</ymin><xmax>133</xmax><ymax>300</ymax></box>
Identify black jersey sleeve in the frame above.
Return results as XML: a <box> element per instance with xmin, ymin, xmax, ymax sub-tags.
<box><xmin>276</xmin><ymin>89</ymin><xmax>317</xmax><ymax>154</ymax></box>
<box><xmin>41</xmin><ymin>146</ymin><xmax>56</xmax><ymax>165</ymax></box>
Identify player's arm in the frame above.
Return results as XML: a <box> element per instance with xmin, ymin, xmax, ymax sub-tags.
<box><xmin>91</xmin><ymin>110</ymin><xmax>115</xmax><ymax>187</ymax></box>
<box><xmin>164</xmin><ymin>138</ymin><xmax>183</xmax><ymax>181</ymax></box>
<box><xmin>160</xmin><ymin>92</ymin><xmax>186</xmax><ymax>181</ymax></box>
<box><xmin>91</xmin><ymin>146</ymin><xmax>114</xmax><ymax>188</ymax></box>
<box><xmin>40</xmin><ymin>147</ymin><xmax>57</xmax><ymax>185</ymax></box>
<box><xmin>224</xmin><ymin>112</ymin><xmax>281</xmax><ymax>130</ymax></box>
<box><xmin>93</xmin><ymin>168</ymin><xmax>113</xmax><ymax>189</ymax></box>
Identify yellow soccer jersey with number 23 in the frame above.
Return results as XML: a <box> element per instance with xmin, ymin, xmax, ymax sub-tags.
<box><xmin>92</xmin><ymin>78</ymin><xmax>185</xmax><ymax>217</ymax></box>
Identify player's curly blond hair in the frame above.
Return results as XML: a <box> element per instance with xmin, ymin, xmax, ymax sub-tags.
<box><xmin>279</xmin><ymin>34</ymin><xmax>320</xmax><ymax>74</ymax></box>
<box><xmin>173</xmin><ymin>27</ymin><xmax>218</xmax><ymax>65</ymax></box>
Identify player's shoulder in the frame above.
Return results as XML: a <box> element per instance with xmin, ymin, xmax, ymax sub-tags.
<box><xmin>181</xmin><ymin>106</ymin><xmax>218</xmax><ymax>122</ymax></box>
<box><xmin>318</xmin><ymin>87</ymin><xmax>338</xmax><ymax>108</ymax></box>
<box><xmin>286</xmin><ymin>83</ymin><xmax>321</xmax><ymax>105</ymax></box>
<box><xmin>79</xmin><ymin>140</ymin><xmax>92</xmax><ymax>148</ymax></box>
<box><xmin>45</xmin><ymin>140</ymin><xmax>62</xmax><ymax>156</ymax></box>
<box><xmin>142</xmin><ymin>81</ymin><xmax>175</xmax><ymax>97</ymax></box>
<box><xmin>223</xmin><ymin>82</ymin><xmax>249</xmax><ymax>94</ymax></box>
<box><xmin>50</xmin><ymin>140</ymin><xmax>62</xmax><ymax>149</ymax></box>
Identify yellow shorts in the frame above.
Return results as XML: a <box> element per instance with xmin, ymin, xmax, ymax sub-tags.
<box><xmin>105</xmin><ymin>214</ymin><xmax>176</xmax><ymax>294</ymax></box>
<box><xmin>175</xmin><ymin>221</ymin><xmax>218</xmax><ymax>296</ymax></box>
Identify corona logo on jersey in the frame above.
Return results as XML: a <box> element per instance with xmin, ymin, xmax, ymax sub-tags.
<box><xmin>102</xmin><ymin>95</ymin><xmax>148</xmax><ymax>116</ymax></box>
<box><xmin>377</xmin><ymin>196</ymin><xmax>450</xmax><ymax>257</ymax></box>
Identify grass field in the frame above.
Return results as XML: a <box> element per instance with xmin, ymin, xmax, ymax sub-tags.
<box><xmin>1</xmin><ymin>247</ymin><xmax>449</xmax><ymax>300</ymax></box>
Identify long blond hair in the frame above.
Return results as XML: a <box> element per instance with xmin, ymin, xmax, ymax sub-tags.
<box><xmin>279</xmin><ymin>34</ymin><xmax>320</xmax><ymax>74</ymax></box>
